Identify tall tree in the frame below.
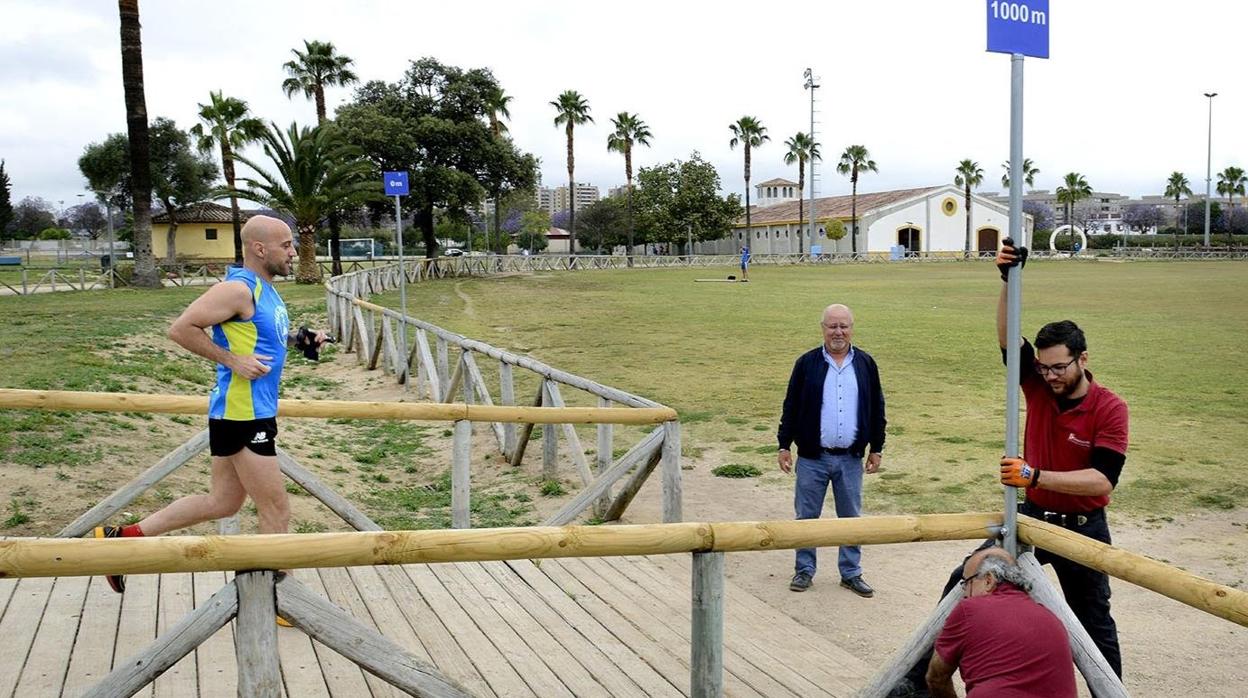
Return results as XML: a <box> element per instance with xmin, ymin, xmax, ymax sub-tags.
<box><xmin>836</xmin><ymin>145</ymin><xmax>878</xmax><ymax>254</ymax></box>
<box><xmin>606</xmin><ymin>112</ymin><xmax>653</xmax><ymax>261</ymax></box>
<box><xmin>147</xmin><ymin>118</ymin><xmax>219</xmax><ymax>263</ymax></box>
<box><xmin>954</xmin><ymin>159</ymin><xmax>984</xmax><ymax>258</ymax></box>
<box><xmin>782</xmin><ymin>132</ymin><xmax>820</xmax><ymax>255</ymax></box>
<box><xmin>0</xmin><ymin>160</ymin><xmax>12</xmax><ymax>241</ymax></box>
<box><xmin>335</xmin><ymin>59</ymin><xmax>538</xmax><ymax>258</ymax></box>
<box><xmin>230</xmin><ymin>122</ymin><xmax>375</xmax><ymax>283</ymax></box>
<box><xmin>283</xmin><ymin>39</ymin><xmax>358</xmax><ymax>274</ymax></box>
<box><xmin>1055</xmin><ymin>172</ymin><xmax>1092</xmax><ymax>233</ymax></box>
<box><xmin>1000</xmin><ymin>158</ymin><xmax>1039</xmax><ymax>189</ymax></box>
<box><xmin>190</xmin><ymin>91</ymin><xmax>266</xmax><ymax>263</ymax></box>
<box><xmin>117</xmin><ymin>0</ymin><xmax>159</xmax><ymax>287</ymax></box>
<box><xmin>1216</xmin><ymin>166</ymin><xmax>1246</xmax><ymax>210</ymax></box>
<box><xmin>485</xmin><ymin>85</ymin><xmax>512</xmax><ymax>253</ymax></box>
<box><xmin>634</xmin><ymin>152</ymin><xmax>743</xmax><ymax>252</ymax></box>
<box><xmin>551</xmin><ymin>90</ymin><xmax>593</xmax><ymax>255</ymax></box>
<box><xmin>728</xmin><ymin>116</ymin><xmax>769</xmax><ymax>247</ymax></box>
<box><xmin>1164</xmin><ymin>172</ymin><xmax>1193</xmax><ymax>248</ymax></box>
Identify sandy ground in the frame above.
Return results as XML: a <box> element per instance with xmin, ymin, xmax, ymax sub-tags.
<box><xmin>620</xmin><ymin>450</ymin><xmax>1248</xmax><ymax>697</ymax></box>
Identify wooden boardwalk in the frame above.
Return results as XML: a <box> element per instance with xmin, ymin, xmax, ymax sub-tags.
<box><xmin>0</xmin><ymin>554</ymin><xmax>871</xmax><ymax>697</ymax></box>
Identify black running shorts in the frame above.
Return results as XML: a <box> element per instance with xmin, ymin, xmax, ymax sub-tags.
<box><xmin>208</xmin><ymin>417</ymin><xmax>279</xmax><ymax>457</ymax></box>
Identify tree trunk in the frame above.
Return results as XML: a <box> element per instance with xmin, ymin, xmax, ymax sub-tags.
<box><xmin>118</xmin><ymin>0</ymin><xmax>159</xmax><ymax>288</ymax></box>
<box><xmin>965</xmin><ymin>186</ymin><xmax>973</xmax><ymax>259</ymax></box>
<box><xmin>851</xmin><ymin>175</ymin><xmax>858</xmax><ymax>254</ymax></box>
<box><xmin>296</xmin><ymin>223</ymin><xmax>319</xmax><ymax>283</ymax></box>
<box><xmin>419</xmin><ymin>205</ymin><xmax>436</xmax><ymax>259</ymax></box>
<box><xmin>314</xmin><ymin>85</ymin><xmax>327</xmax><ymax>124</ymax></box>
<box><xmin>222</xmin><ymin>142</ymin><xmax>243</xmax><ymax>264</ymax></box>
<box><xmin>625</xmin><ymin>147</ymin><xmax>634</xmax><ymax>265</ymax></box>
<box><xmin>797</xmin><ymin>160</ymin><xmax>805</xmax><ymax>255</ymax></box>
<box><xmin>566</xmin><ymin>124</ymin><xmax>576</xmax><ymax>256</ymax></box>
<box><xmin>162</xmin><ymin>198</ymin><xmax>177</xmax><ymax>266</ymax></box>
<box><xmin>744</xmin><ymin>146</ymin><xmax>752</xmax><ymax>244</ymax></box>
<box><xmin>329</xmin><ymin>212</ymin><xmax>343</xmax><ymax>276</ymax></box>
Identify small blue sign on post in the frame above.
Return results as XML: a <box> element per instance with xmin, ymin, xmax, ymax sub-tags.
<box><xmin>987</xmin><ymin>0</ymin><xmax>1049</xmax><ymax>59</ymax></box>
<box><xmin>383</xmin><ymin>171</ymin><xmax>409</xmax><ymax>197</ymax></box>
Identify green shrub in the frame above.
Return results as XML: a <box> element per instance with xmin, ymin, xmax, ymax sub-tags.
<box><xmin>38</xmin><ymin>228</ymin><xmax>72</xmax><ymax>240</ymax></box>
<box><xmin>539</xmin><ymin>480</ymin><xmax>565</xmax><ymax>496</ymax></box>
<box><xmin>712</xmin><ymin>463</ymin><xmax>762</xmax><ymax>478</ymax></box>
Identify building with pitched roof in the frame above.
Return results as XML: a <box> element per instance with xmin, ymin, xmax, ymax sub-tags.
<box><xmin>151</xmin><ymin>202</ymin><xmax>249</xmax><ymax>260</ymax></box>
<box><xmin>699</xmin><ymin>183</ymin><xmax>1031</xmax><ymax>256</ymax></box>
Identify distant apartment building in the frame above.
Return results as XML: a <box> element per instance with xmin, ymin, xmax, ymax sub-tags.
<box><xmin>534</xmin><ymin>187</ymin><xmax>557</xmax><ymax>214</ymax></box>
<box><xmin>533</xmin><ymin>184</ymin><xmax>599</xmax><ymax>214</ymax></box>
<box><xmin>607</xmin><ymin>184</ymin><xmax>634</xmax><ymax>199</ymax></box>
<box><xmin>985</xmin><ymin>189</ymin><xmax>1131</xmax><ymax>233</ymax></box>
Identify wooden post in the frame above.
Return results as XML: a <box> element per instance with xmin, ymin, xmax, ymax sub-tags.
<box><xmin>217</xmin><ymin>514</ymin><xmax>240</xmax><ymax>535</ymax></box>
<box><xmin>451</xmin><ymin>419</ymin><xmax>471</xmax><ymax>529</ymax></box>
<box><xmin>416</xmin><ymin>329</ymin><xmax>441</xmax><ymax>402</ymax></box>
<box><xmin>542</xmin><ymin>381</ymin><xmax>595</xmax><ymax>487</ymax></box>
<box><xmin>595</xmin><ymin>396</ymin><xmax>613</xmax><ymax>517</ymax></box>
<box><xmin>507</xmin><ymin>381</ymin><xmax>545</xmax><ymax>468</ymax></box>
<box><xmin>352</xmin><ymin>306</ymin><xmax>371</xmax><ymax>364</ymax></box>
<box><xmin>82</xmin><ymin>580</ymin><xmax>238</xmax><ymax>698</ymax></box>
<box><xmin>541</xmin><ymin>381</ymin><xmax>559</xmax><ymax>481</ymax></box>
<box><xmin>462</xmin><ymin>352</ymin><xmax>506</xmax><ymax>453</ymax></box>
<box><xmin>277</xmin><ymin>449</ymin><xmax>383</xmax><ymax>531</ymax></box>
<box><xmin>235</xmin><ymin>571</ymin><xmax>281</xmax><ymax>698</ymax></box>
<box><xmin>1018</xmin><ymin>553</ymin><xmax>1128</xmax><ymax>697</ymax></box>
<box><xmin>500</xmin><ymin>361</ymin><xmax>516</xmax><ymax>459</ymax></box>
<box><xmin>436</xmin><ymin>336</ymin><xmax>450</xmax><ymax>388</ymax></box>
<box><xmin>858</xmin><ymin>579</ymin><xmax>965</xmax><ymax>697</ymax></box>
<box><xmin>604</xmin><ymin>437</ymin><xmax>665</xmax><ymax>521</ymax></box>
<box><xmin>691</xmin><ymin>551</ymin><xmax>724</xmax><ymax>698</ymax></box>
<box><xmin>661</xmin><ymin>420</ymin><xmax>683</xmax><ymax>523</ymax></box>
<box><xmin>542</xmin><ymin>428</ymin><xmax>665</xmax><ymax>526</ymax></box>
<box><xmin>442</xmin><ymin>351</ymin><xmax>464</xmax><ymax>403</ymax></box>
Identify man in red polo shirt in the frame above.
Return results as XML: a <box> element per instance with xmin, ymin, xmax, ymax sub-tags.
<box><xmin>926</xmin><ymin>547</ymin><xmax>1076</xmax><ymax>698</ymax></box>
<box><xmin>996</xmin><ymin>239</ymin><xmax>1128</xmax><ymax>680</ymax></box>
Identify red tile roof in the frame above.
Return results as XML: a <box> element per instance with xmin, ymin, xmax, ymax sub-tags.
<box><xmin>152</xmin><ymin>202</ymin><xmax>249</xmax><ymax>224</ymax></box>
<box><xmin>739</xmin><ymin>186</ymin><xmax>943</xmax><ymax>227</ymax></box>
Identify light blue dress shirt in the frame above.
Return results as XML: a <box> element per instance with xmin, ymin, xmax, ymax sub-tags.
<box><xmin>820</xmin><ymin>347</ymin><xmax>858</xmax><ymax>449</ymax></box>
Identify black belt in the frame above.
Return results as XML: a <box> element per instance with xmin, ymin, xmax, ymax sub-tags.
<box><xmin>1025</xmin><ymin>505</ymin><xmax>1104</xmax><ymax>528</ymax></box>
<box><xmin>822</xmin><ymin>447</ymin><xmax>852</xmax><ymax>455</ymax></box>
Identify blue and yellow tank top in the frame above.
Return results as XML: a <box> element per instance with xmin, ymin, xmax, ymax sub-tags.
<box><xmin>208</xmin><ymin>266</ymin><xmax>289</xmax><ymax>420</ymax></box>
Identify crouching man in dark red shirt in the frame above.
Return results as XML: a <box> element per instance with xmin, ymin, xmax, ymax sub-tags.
<box><xmin>927</xmin><ymin>547</ymin><xmax>1076</xmax><ymax>698</ymax></box>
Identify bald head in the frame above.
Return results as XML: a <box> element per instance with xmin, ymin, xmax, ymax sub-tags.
<box><xmin>241</xmin><ymin>215</ymin><xmax>295</xmax><ymax>279</ymax></box>
<box><xmin>241</xmin><ymin>215</ymin><xmax>291</xmax><ymax>247</ymax></box>
<box><xmin>822</xmin><ymin>304</ymin><xmax>853</xmax><ymax>325</ymax></box>
<box><xmin>966</xmin><ymin>546</ymin><xmax>1015</xmax><ymax>577</ymax></box>
<box><xmin>820</xmin><ymin>304</ymin><xmax>855</xmax><ymax>357</ymax></box>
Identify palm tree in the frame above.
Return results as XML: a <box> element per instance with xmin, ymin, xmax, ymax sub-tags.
<box><xmin>485</xmin><ymin>86</ymin><xmax>512</xmax><ymax>254</ymax></box>
<box><xmin>728</xmin><ymin>117</ymin><xmax>769</xmax><ymax>246</ymax></box>
<box><xmin>1216</xmin><ymin>166</ymin><xmax>1246</xmax><ymax>210</ymax></box>
<box><xmin>783</xmin><ymin>133</ymin><xmax>820</xmax><ymax>256</ymax></box>
<box><xmin>955</xmin><ymin>159</ymin><xmax>984</xmax><ymax>258</ymax></box>
<box><xmin>1001</xmin><ymin>158</ymin><xmax>1039</xmax><ymax>189</ymax></box>
<box><xmin>836</xmin><ymin>145</ymin><xmax>878</xmax><ymax>254</ymax></box>
<box><xmin>117</xmin><ymin>0</ymin><xmax>159</xmax><ymax>288</ymax></box>
<box><xmin>551</xmin><ymin>90</ymin><xmax>593</xmax><ymax>256</ymax></box>
<box><xmin>607</xmin><ymin>112</ymin><xmax>653</xmax><ymax>263</ymax></box>
<box><xmin>1055</xmin><ymin>172</ymin><xmax>1093</xmax><ymax>241</ymax></box>
<box><xmin>190</xmin><ymin>91</ymin><xmax>266</xmax><ymax>263</ymax></box>
<box><xmin>230</xmin><ymin>122</ymin><xmax>375</xmax><ymax>284</ymax></box>
<box><xmin>282</xmin><ymin>40</ymin><xmax>358</xmax><ymax>275</ymax></box>
<box><xmin>281</xmin><ymin>40</ymin><xmax>358</xmax><ymax>123</ymax></box>
<box><xmin>1164</xmin><ymin>172</ymin><xmax>1193</xmax><ymax>247</ymax></box>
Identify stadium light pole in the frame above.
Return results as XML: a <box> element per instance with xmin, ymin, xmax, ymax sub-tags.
<box><xmin>1203</xmin><ymin>92</ymin><xmax>1217</xmax><ymax>247</ymax></box>
<box><xmin>803</xmin><ymin>68</ymin><xmax>819</xmax><ymax>258</ymax></box>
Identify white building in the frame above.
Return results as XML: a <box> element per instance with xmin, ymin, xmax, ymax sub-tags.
<box><xmin>698</xmin><ymin>184</ymin><xmax>1031</xmax><ymax>256</ymax></box>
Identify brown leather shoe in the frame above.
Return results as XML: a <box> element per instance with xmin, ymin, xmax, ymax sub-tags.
<box><xmin>840</xmin><ymin>575</ymin><xmax>874</xmax><ymax>598</ymax></box>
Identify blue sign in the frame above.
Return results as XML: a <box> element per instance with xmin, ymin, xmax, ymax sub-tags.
<box><xmin>987</xmin><ymin>0</ymin><xmax>1049</xmax><ymax>59</ymax></box>
<box><xmin>383</xmin><ymin>171</ymin><xmax>409</xmax><ymax>196</ymax></box>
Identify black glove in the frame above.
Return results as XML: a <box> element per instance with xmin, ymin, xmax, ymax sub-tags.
<box><xmin>996</xmin><ymin>237</ymin><xmax>1028</xmax><ymax>282</ymax></box>
<box><xmin>294</xmin><ymin>326</ymin><xmax>335</xmax><ymax>361</ymax></box>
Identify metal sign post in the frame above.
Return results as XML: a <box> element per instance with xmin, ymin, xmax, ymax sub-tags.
<box><xmin>384</xmin><ymin>172</ymin><xmax>411</xmax><ymax>387</ymax></box>
<box><xmin>988</xmin><ymin>0</ymin><xmax>1048</xmax><ymax>556</ymax></box>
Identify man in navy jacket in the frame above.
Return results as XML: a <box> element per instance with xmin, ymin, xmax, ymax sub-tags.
<box><xmin>777</xmin><ymin>303</ymin><xmax>887</xmax><ymax>597</ymax></box>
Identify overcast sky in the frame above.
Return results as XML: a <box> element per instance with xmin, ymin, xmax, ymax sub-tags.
<box><xmin>2</xmin><ymin>0</ymin><xmax>1244</xmax><ymax>213</ymax></box>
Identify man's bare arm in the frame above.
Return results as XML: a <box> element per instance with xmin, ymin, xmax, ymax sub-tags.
<box><xmin>168</xmin><ymin>281</ymin><xmax>272</xmax><ymax>379</ymax></box>
<box><xmin>926</xmin><ymin>652</ymin><xmax>958</xmax><ymax>698</ymax></box>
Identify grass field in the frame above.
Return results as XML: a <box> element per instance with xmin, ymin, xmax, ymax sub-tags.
<box><xmin>1</xmin><ymin>260</ymin><xmax>1245</xmax><ymax>527</ymax></box>
<box><xmin>372</xmin><ymin>259</ymin><xmax>1248</xmax><ymax>518</ymax></box>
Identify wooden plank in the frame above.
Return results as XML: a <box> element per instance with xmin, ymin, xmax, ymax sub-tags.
<box><xmin>641</xmin><ymin>555</ymin><xmax>870</xmax><ymax>689</ymax></box>
<box><xmin>499</xmin><ymin>362</ymin><xmax>516</xmax><ymax>458</ymax></box>
<box><xmin>452</xmin><ymin>419</ymin><xmax>472</xmax><ymax>529</ymax></box>
<box><xmin>517</xmin><ymin>559</ymin><xmax>689</xmax><ymax>695</ymax></box>
<box><xmin>543</xmin><ymin>381</ymin><xmax>595</xmax><ymax>487</ymax></box>
<box><xmin>661</xmin><ymin>421</ymin><xmax>683</xmax><ymax>523</ymax></box>
<box><xmin>604</xmin><ymin>438</ymin><xmax>665</xmax><ymax>522</ymax></box>
<box><xmin>417</xmin><ymin>329</ymin><xmax>441</xmax><ymax>402</ymax></box>
<box><xmin>0</xmin><ymin>578</ymin><xmax>54</xmax><ymax>697</ymax></box>
<box><xmin>375</xmin><ymin>566</ymin><xmax>492</xmax><ymax>697</ymax></box>
<box><xmin>153</xmin><ymin>572</ymin><xmax>198</xmax><ymax>698</ymax></box>
<box><xmin>381</xmin><ymin>314</ymin><xmax>400</xmax><ymax>376</ymax></box>
<box><xmin>191</xmin><ymin>572</ymin><xmax>237</xmax><ymax>698</ymax></box>
<box><xmin>273</xmin><ymin>570</ymin><xmax>332</xmax><ymax>698</ymax></box>
<box><xmin>235</xmin><ymin>571</ymin><xmax>281</xmax><ymax>698</ymax></box>
<box><xmin>858</xmin><ymin>581</ymin><xmax>963</xmax><ymax>697</ymax></box>
<box><xmin>691</xmin><ymin>552</ymin><xmax>724</xmax><ymax>698</ymax></box>
<box><xmin>567</xmin><ymin>557</ymin><xmax>771</xmax><ymax>698</ymax></box>
<box><xmin>83</xmin><ymin>580</ymin><xmax>237</xmax><ymax>698</ymax></box>
<box><xmin>352</xmin><ymin>306</ymin><xmax>372</xmax><ymax>365</ymax></box>
<box><xmin>542</xmin><ymin>420</ymin><xmax>558</xmax><ymax>480</ymax></box>
<box><xmin>367</xmin><ymin>324</ymin><xmax>385</xmax><ymax>371</ymax></box>
<box><xmin>399</xmin><ymin>563</ymin><xmax>533</xmax><ymax>697</ymax></box>
<box><xmin>276</xmin><ymin>574</ymin><xmax>472</xmax><ymax>697</ymax></box>
<box><xmin>296</xmin><ymin>569</ymin><xmax>374</xmax><ymax>696</ymax></box>
<box><xmin>277</xmin><ymin>449</ymin><xmax>382</xmax><ymax>531</ymax></box>
<box><xmin>13</xmin><ymin>576</ymin><xmax>89</xmax><ymax>695</ymax></box>
<box><xmin>542</xmin><ymin>428</ymin><xmax>665</xmax><ymax>526</ymax></box>
<box><xmin>595</xmin><ymin>397</ymin><xmax>613</xmax><ymax>516</ymax></box>
<box><xmin>436</xmin><ymin>337</ymin><xmax>450</xmax><ymax>389</ymax></box>
<box><xmin>347</xmin><ymin>566</ymin><xmax>433</xmax><ymax>664</ymax></box>
<box><xmin>458</xmin><ymin>561</ymin><xmax>611</xmax><ymax>697</ymax></box>
<box><xmin>109</xmin><ymin>572</ymin><xmax>159</xmax><ymax>698</ymax></box>
<box><xmin>428</xmin><ymin>563</ymin><xmax>574</xmax><ymax>697</ymax></box>
<box><xmin>442</xmin><ymin>351</ymin><xmax>465</xmax><ymax>403</ymax></box>
<box><xmin>507</xmin><ymin>381</ymin><xmax>545</xmax><ymax>468</ymax></box>
<box><xmin>462</xmin><ymin>352</ymin><xmax>506</xmax><ymax>453</ymax></box>
<box><xmin>60</xmin><ymin>577</ymin><xmax>123</xmax><ymax>696</ymax></box>
<box><xmin>58</xmin><ymin>430</ymin><xmax>210</xmax><ymax>538</ymax></box>
<box><xmin>315</xmin><ymin>566</ymin><xmax>400</xmax><ymax>698</ymax></box>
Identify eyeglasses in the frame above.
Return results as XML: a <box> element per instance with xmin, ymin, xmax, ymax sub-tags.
<box><xmin>1034</xmin><ymin>357</ymin><xmax>1078</xmax><ymax>377</ymax></box>
<box><xmin>960</xmin><ymin>572</ymin><xmax>982</xmax><ymax>584</ymax></box>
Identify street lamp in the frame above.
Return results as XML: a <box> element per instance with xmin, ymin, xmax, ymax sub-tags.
<box><xmin>1204</xmin><ymin>92</ymin><xmax>1217</xmax><ymax>247</ymax></box>
<box><xmin>803</xmin><ymin>68</ymin><xmax>819</xmax><ymax>258</ymax></box>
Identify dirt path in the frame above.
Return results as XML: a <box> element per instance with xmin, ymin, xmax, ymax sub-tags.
<box><xmin>619</xmin><ymin>451</ymin><xmax>1248</xmax><ymax>696</ymax></box>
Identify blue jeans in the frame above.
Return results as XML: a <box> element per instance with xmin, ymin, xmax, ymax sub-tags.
<box><xmin>794</xmin><ymin>452</ymin><xmax>864</xmax><ymax>580</ymax></box>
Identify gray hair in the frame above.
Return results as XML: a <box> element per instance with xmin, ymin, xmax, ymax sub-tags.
<box><xmin>975</xmin><ymin>555</ymin><xmax>1032</xmax><ymax>592</ymax></box>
